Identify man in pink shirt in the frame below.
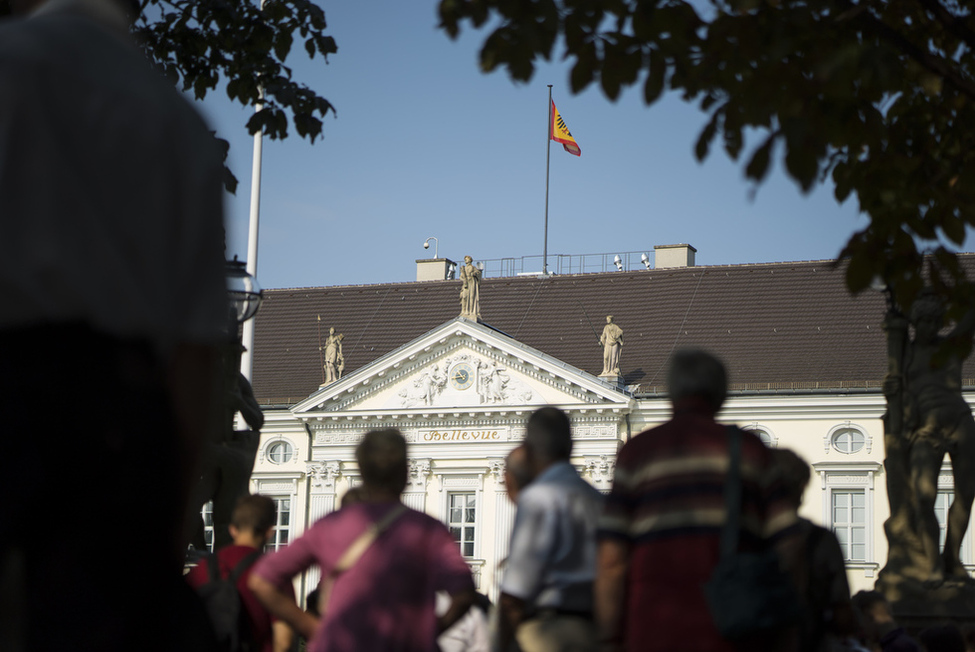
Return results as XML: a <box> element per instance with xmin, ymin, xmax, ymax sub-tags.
<box><xmin>249</xmin><ymin>429</ymin><xmax>476</xmax><ymax>652</ymax></box>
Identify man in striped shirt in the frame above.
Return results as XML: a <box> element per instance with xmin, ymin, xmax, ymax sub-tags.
<box><xmin>595</xmin><ymin>349</ymin><xmax>799</xmax><ymax>652</ymax></box>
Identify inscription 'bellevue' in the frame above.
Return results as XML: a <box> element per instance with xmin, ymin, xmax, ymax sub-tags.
<box><xmin>422</xmin><ymin>430</ymin><xmax>500</xmax><ymax>442</ymax></box>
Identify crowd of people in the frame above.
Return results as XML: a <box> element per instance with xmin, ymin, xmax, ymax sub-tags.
<box><xmin>3</xmin><ymin>0</ymin><xmax>973</xmax><ymax>647</ymax></box>
<box><xmin>185</xmin><ymin>349</ymin><xmax>975</xmax><ymax>652</ymax></box>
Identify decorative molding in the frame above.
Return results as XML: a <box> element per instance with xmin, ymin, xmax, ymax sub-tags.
<box><xmin>584</xmin><ymin>455</ymin><xmax>616</xmax><ymax>490</ymax></box>
<box><xmin>572</xmin><ymin>424</ymin><xmax>619</xmax><ymax>439</ymax></box>
<box><xmin>489</xmin><ymin>459</ymin><xmax>506</xmax><ymax>486</ymax></box>
<box><xmin>408</xmin><ymin>459</ymin><xmax>432</xmax><ymax>489</ymax></box>
<box><xmin>254</xmin><ymin>481</ymin><xmax>294</xmax><ymax>493</ymax></box>
<box><xmin>306</xmin><ymin>461</ymin><xmax>341</xmax><ymax>490</ymax></box>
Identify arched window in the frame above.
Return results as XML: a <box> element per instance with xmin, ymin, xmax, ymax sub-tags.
<box><xmin>744</xmin><ymin>424</ymin><xmax>776</xmax><ymax>448</ymax></box>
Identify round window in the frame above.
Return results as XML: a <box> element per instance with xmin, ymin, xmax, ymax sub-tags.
<box><xmin>831</xmin><ymin>428</ymin><xmax>865</xmax><ymax>454</ymax></box>
<box><xmin>267</xmin><ymin>441</ymin><xmax>293</xmax><ymax>464</ymax></box>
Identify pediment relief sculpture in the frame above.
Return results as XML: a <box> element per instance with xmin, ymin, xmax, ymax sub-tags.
<box><xmin>396</xmin><ymin>354</ymin><xmax>536</xmax><ymax>408</ymax></box>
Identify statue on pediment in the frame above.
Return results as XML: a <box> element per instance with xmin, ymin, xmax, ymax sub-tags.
<box><xmin>599</xmin><ymin>315</ymin><xmax>624</xmax><ymax>377</ymax></box>
<box><xmin>478</xmin><ymin>361</ymin><xmax>509</xmax><ymax>404</ymax></box>
<box><xmin>459</xmin><ymin>255</ymin><xmax>481</xmax><ymax>321</ymax></box>
<box><xmin>398</xmin><ymin>363</ymin><xmax>448</xmax><ymax>407</ymax></box>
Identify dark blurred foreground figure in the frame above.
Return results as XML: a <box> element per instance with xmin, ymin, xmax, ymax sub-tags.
<box><xmin>249</xmin><ymin>429</ymin><xmax>476</xmax><ymax>652</ymax></box>
<box><xmin>770</xmin><ymin>448</ymin><xmax>859</xmax><ymax>651</ymax></box>
<box><xmin>851</xmin><ymin>591</ymin><xmax>921</xmax><ymax>652</ymax></box>
<box><xmin>595</xmin><ymin>349</ymin><xmax>800</xmax><ymax>652</ymax></box>
<box><xmin>186</xmin><ymin>495</ymin><xmax>294</xmax><ymax>652</ymax></box>
<box><xmin>0</xmin><ymin>0</ymin><xmax>227</xmax><ymax>649</ymax></box>
<box><xmin>497</xmin><ymin>407</ymin><xmax>604</xmax><ymax>652</ymax></box>
<box><xmin>918</xmin><ymin>624</ymin><xmax>965</xmax><ymax>652</ymax></box>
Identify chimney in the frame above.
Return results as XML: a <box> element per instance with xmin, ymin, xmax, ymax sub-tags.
<box><xmin>654</xmin><ymin>244</ymin><xmax>696</xmax><ymax>269</ymax></box>
<box><xmin>416</xmin><ymin>257</ymin><xmax>457</xmax><ymax>282</ymax></box>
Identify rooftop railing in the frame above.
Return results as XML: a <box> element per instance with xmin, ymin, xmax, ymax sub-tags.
<box><xmin>478</xmin><ymin>251</ymin><xmax>654</xmax><ymax>278</ymax></box>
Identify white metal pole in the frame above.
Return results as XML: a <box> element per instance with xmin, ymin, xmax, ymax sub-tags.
<box><xmin>543</xmin><ymin>85</ymin><xmax>552</xmax><ymax>275</ymax></box>
<box><xmin>240</xmin><ymin>87</ymin><xmax>265</xmax><ymax>381</ymax></box>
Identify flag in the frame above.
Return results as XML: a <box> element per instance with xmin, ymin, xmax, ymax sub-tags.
<box><xmin>550</xmin><ymin>100</ymin><xmax>581</xmax><ymax>156</ymax></box>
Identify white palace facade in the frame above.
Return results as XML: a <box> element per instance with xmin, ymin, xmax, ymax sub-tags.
<box><xmin>241</xmin><ymin>248</ymin><xmax>975</xmax><ymax>601</ymax></box>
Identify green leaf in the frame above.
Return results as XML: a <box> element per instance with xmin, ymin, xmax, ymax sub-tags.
<box><xmin>695</xmin><ymin>111</ymin><xmax>720</xmax><ymax>162</ymax></box>
<box><xmin>745</xmin><ymin>135</ymin><xmax>774</xmax><ymax>182</ymax></box>
<box><xmin>644</xmin><ymin>49</ymin><xmax>665</xmax><ymax>105</ymax></box>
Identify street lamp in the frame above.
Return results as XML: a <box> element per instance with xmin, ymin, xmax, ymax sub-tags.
<box><xmin>226</xmin><ymin>256</ymin><xmax>262</xmax><ymax>324</ymax></box>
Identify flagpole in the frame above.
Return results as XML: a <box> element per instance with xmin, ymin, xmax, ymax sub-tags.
<box><xmin>543</xmin><ymin>85</ymin><xmax>552</xmax><ymax>275</ymax></box>
<box><xmin>240</xmin><ymin>26</ymin><xmax>265</xmax><ymax>382</ymax></box>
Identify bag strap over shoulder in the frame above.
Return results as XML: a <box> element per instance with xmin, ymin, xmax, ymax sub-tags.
<box><xmin>205</xmin><ymin>549</ymin><xmax>262</xmax><ymax>584</ymax></box>
<box><xmin>227</xmin><ymin>549</ymin><xmax>263</xmax><ymax>584</ymax></box>
<box><xmin>719</xmin><ymin>425</ymin><xmax>743</xmax><ymax>560</ymax></box>
<box><xmin>334</xmin><ymin>503</ymin><xmax>408</xmax><ymax>574</ymax></box>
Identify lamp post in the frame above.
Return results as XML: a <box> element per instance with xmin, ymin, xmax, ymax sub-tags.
<box><xmin>227</xmin><ymin>256</ymin><xmax>263</xmax><ymax>325</ymax></box>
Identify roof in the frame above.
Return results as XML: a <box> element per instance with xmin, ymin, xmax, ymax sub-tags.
<box><xmin>251</xmin><ymin>257</ymin><xmax>956</xmax><ymax>405</ymax></box>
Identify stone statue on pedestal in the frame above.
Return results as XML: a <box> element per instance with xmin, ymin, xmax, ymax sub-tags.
<box><xmin>878</xmin><ymin>288</ymin><xmax>975</xmax><ymax>611</ymax></box>
<box><xmin>459</xmin><ymin>255</ymin><xmax>481</xmax><ymax>321</ymax></box>
<box><xmin>322</xmin><ymin>327</ymin><xmax>344</xmax><ymax>384</ymax></box>
<box><xmin>599</xmin><ymin>315</ymin><xmax>624</xmax><ymax>377</ymax></box>
<box><xmin>185</xmin><ymin>339</ymin><xmax>264</xmax><ymax>552</ymax></box>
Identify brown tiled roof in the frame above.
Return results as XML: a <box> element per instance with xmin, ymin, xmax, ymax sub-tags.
<box><xmin>251</xmin><ymin>257</ymin><xmax>975</xmax><ymax>405</ymax></box>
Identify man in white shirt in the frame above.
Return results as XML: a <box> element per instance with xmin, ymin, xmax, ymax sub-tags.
<box><xmin>497</xmin><ymin>407</ymin><xmax>604</xmax><ymax>652</ymax></box>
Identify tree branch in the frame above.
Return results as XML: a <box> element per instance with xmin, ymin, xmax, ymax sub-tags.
<box><xmin>916</xmin><ymin>0</ymin><xmax>975</xmax><ymax>53</ymax></box>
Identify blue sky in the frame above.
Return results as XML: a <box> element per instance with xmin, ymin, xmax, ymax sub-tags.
<box><xmin>196</xmin><ymin>0</ymin><xmax>868</xmax><ymax>290</ymax></box>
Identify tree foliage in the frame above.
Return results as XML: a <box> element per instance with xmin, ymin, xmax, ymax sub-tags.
<box><xmin>439</xmin><ymin>0</ymin><xmax>975</xmax><ymax>323</ymax></box>
<box><xmin>135</xmin><ymin>0</ymin><xmax>337</xmax><ymax>191</ymax></box>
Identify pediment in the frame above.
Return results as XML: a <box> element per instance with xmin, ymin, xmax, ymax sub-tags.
<box><xmin>291</xmin><ymin>318</ymin><xmax>630</xmax><ymax>417</ymax></box>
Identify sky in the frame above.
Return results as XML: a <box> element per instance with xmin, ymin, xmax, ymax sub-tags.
<box><xmin>197</xmin><ymin>0</ymin><xmax>869</xmax><ymax>291</ymax></box>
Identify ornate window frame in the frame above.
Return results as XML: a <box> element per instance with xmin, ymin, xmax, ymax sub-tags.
<box><xmin>812</xmin><ymin>462</ymin><xmax>882</xmax><ymax>575</ymax></box>
<box><xmin>823</xmin><ymin>422</ymin><xmax>871</xmax><ymax>455</ymax></box>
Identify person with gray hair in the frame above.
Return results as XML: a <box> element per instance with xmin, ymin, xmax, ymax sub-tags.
<box><xmin>666</xmin><ymin>347</ymin><xmax>728</xmax><ymax>411</ymax></box>
<box><xmin>250</xmin><ymin>429</ymin><xmax>476</xmax><ymax>652</ymax></box>
<box><xmin>497</xmin><ymin>407</ymin><xmax>604</xmax><ymax>652</ymax></box>
<box><xmin>596</xmin><ymin>349</ymin><xmax>799</xmax><ymax>652</ymax></box>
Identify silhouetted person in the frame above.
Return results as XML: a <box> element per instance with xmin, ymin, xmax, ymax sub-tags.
<box><xmin>497</xmin><ymin>407</ymin><xmax>603</xmax><ymax>652</ymax></box>
<box><xmin>187</xmin><ymin>495</ymin><xmax>294</xmax><ymax>652</ymax></box>
<box><xmin>249</xmin><ymin>429</ymin><xmax>476</xmax><ymax>651</ymax></box>
<box><xmin>504</xmin><ymin>444</ymin><xmax>533</xmax><ymax>504</ymax></box>
<box><xmin>919</xmin><ymin>625</ymin><xmax>965</xmax><ymax>652</ymax></box>
<box><xmin>595</xmin><ymin>349</ymin><xmax>799</xmax><ymax>652</ymax></box>
<box><xmin>851</xmin><ymin>591</ymin><xmax>921</xmax><ymax>652</ymax></box>
<box><xmin>0</xmin><ymin>0</ymin><xmax>226</xmax><ymax>650</ymax></box>
<box><xmin>771</xmin><ymin>448</ymin><xmax>858</xmax><ymax>652</ymax></box>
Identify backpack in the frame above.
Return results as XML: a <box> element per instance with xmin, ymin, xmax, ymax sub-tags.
<box><xmin>196</xmin><ymin>550</ymin><xmax>262</xmax><ymax>652</ymax></box>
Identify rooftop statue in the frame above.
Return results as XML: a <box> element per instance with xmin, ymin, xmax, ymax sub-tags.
<box><xmin>460</xmin><ymin>255</ymin><xmax>481</xmax><ymax>321</ymax></box>
<box><xmin>322</xmin><ymin>327</ymin><xmax>344</xmax><ymax>384</ymax></box>
<box><xmin>599</xmin><ymin>315</ymin><xmax>624</xmax><ymax>377</ymax></box>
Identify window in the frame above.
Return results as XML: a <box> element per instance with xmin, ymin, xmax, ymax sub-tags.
<box><xmin>814</xmin><ymin>462</ymin><xmax>881</xmax><ymax>572</ymax></box>
<box><xmin>202</xmin><ymin>500</ymin><xmax>214</xmax><ymax>552</ymax></box>
<box><xmin>267</xmin><ymin>440</ymin><xmax>293</xmax><ymax>464</ymax></box>
<box><xmin>831</xmin><ymin>428</ymin><xmax>865</xmax><ymax>454</ymax></box>
<box><xmin>266</xmin><ymin>497</ymin><xmax>291</xmax><ymax>552</ymax></box>
<box><xmin>832</xmin><ymin>490</ymin><xmax>867</xmax><ymax>562</ymax></box>
<box><xmin>935</xmin><ymin>488</ymin><xmax>973</xmax><ymax>565</ymax></box>
<box><xmin>743</xmin><ymin>423</ymin><xmax>776</xmax><ymax>448</ymax></box>
<box><xmin>447</xmin><ymin>492</ymin><xmax>476</xmax><ymax>558</ymax></box>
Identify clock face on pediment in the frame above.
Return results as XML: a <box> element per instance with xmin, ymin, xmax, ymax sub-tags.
<box><xmin>450</xmin><ymin>363</ymin><xmax>475</xmax><ymax>390</ymax></box>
